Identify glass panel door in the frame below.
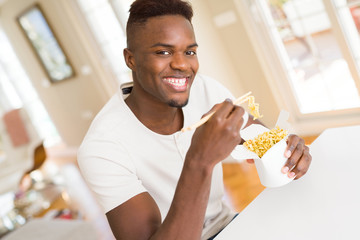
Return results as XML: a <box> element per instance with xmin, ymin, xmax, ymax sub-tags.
<box><xmin>261</xmin><ymin>0</ymin><xmax>360</xmax><ymax>113</ymax></box>
<box><xmin>332</xmin><ymin>0</ymin><xmax>360</xmax><ymax>84</ymax></box>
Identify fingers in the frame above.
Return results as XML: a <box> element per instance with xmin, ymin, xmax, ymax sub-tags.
<box><xmin>228</xmin><ymin>105</ymin><xmax>245</xmax><ymax>129</ymax></box>
<box><xmin>282</xmin><ymin>135</ymin><xmax>312</xmax><ymax>179</ymax></box>
<box><xmin>284</xmin><ymin>134</ymin><xmax>300</xmax><ymax>158</ymax></box>
<box><xmin>201</xmin><ymin>102</ymin><xmax>223</xmax><ymax>119</ymax></box>
<box><xmin>246</xmin><ymin>159</ymin><xmax>254</xmax><ymax>164</ymax></box>
<box><xmin>291</xmin><ymin>146</ymin><xmax>312</xmax><ymax>179</ymax></box>
<box><xmin>190</xmin><ymin>100</ymin><xmax>245</xmax><ymax>165</ymax></box>
<box><xmin>212</xmin><ymin>99</ymin><xmax>244</xmax><ymax>124</ymax></box>
<box><xmin>212</xmin><ymin>99</ymin><xmax>235</xmax><ymax>119</ymax></box>
<box><xmin>207</xmin><ymin>100</ymin><xmax>244</xmax><ymax>146</ymax></box>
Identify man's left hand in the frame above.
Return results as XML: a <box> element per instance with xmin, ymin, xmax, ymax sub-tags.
<box><xmin>281</xmin><ymin>134</ymin><xmax>312</xmax><ymax>179</ymax></box>
<box><xmin>246</xmin><ymin>135</ymin><xmax>312</xmax><ymax>180</ymax></box>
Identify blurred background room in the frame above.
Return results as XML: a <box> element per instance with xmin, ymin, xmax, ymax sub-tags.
<box><xmin>0</xmin><ymin>0</ymin><xmax>359</xmax><ymax>239</ymax></box>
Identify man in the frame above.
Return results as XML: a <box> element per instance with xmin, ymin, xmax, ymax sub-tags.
<box><xmin>77</xmin><ymin>0</ymin><xmax>312</xmax><ymax>239</ymax></box>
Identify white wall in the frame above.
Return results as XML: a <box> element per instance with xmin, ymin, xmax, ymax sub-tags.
<box><xmin>191</xmin><ymin>0</ymin><xmax>280</xmax><ymax>127</ymax></box>
<box><xmin>0</xmin><ymin>0</ymin><xmax>113</xmax><ymax>146</ymax></box>
<box><xmin>190</xmin><ymin>0</ymin><xmax>245</xmax><ymax>98</ymax></box>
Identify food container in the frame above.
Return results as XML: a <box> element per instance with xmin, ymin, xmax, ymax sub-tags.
<box><xmin>231</xmin><ymin>111</ymin><xmax>294</xmax><ymax>188</ymax></box>
<box><xmin>253</xmin><ymin>138</ymin><xmax>294</xmax><ymax>187</ymax></box>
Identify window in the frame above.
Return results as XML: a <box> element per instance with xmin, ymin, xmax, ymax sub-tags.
<box><xmin>76</xmin><ymin>0</ymin><xmax>133</xmax><ymax>85</ymax></box>
<box><xmin>0</xmin><ymin>28</ymin><xmax>60</xmax><ymax>146</ymax></box>
<box><xmin>333</xmin><ymin>0</ymin><xmax>360</xmax><ymax>79</ymax></box>
<box><xmin>244</xmin><ymin>0</ymin><xmax>360</xmax><ymax>114</ymax></box>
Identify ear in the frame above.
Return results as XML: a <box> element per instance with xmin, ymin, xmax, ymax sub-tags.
<box><xmin>123</xmin><ymin>48</ymin><xmax>135</xmax><ymax>71</ymax></box>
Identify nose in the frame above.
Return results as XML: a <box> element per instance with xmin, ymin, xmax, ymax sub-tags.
<box><xmin>170</xmin><ymin>53</ymin><xmax>189</xmax><ymax>71</ymax></box>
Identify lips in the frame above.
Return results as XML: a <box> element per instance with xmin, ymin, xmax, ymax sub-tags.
<box><xmin>163</xmin><ymin>77</ymin><xmax>189</xmax><ymax>91</ymax></box>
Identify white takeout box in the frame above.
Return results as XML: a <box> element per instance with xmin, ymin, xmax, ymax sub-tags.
<box><xmin>231</xmin><ymin>111</ymin><xmax>294</xmax><ymax>188</ymax></box>
<box><xmin>253</xmin><ymin>137</ymin><xmax>294</xmax><ymax>187</ymax></box>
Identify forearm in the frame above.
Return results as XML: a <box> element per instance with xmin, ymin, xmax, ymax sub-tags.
<box><xmin>150</xmin><ymin>157</ymin><xmax>214</xmax><ymax>240</ymax></box>
<box><xmin>150</xmin><ymin>100</ymin><xmax>246</xmax><ymax>239</ymax></box>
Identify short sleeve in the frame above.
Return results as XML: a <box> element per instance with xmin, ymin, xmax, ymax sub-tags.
<box><xmin>77</xmin><ymin>138</ymin><xmax>146</xmax><ymax>213</ymax></box>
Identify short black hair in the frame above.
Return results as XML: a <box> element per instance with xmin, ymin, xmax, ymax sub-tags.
<box><xmin>126</xmin><ymin>0</ymin><xmax>193</xmax><ymax>48</ymax></box>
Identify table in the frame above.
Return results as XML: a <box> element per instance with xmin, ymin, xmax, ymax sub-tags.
<box><xmin>216</xmin><ymin>125</ymin><xmax>360</xmax><ymax>240</ymax></box>
<box><xmin>2</xmin><ymin>219</ymin><xmax>97</xmax><ymax>240</ymax></box>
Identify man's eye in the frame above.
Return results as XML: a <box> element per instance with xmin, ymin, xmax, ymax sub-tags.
<box><xmin>157</xmin><ymin>51</ymin><xmax>171</xmax><ymax>55</ymax></box>
<box><xmin>186</xmin><ymin>51</ymin><xmax>197</xmax><ymax>56</ymax></box>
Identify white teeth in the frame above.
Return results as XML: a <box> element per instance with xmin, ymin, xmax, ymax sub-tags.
<box><xmin>165</xmin><ymin>78</ymin><xmax>187</xmax><ymax>86</ymax></box>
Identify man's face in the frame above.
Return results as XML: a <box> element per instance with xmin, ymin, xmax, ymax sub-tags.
<box><xmin>126</xmin><ymin>15</ymin><xmax>199</xmax><ymax>108</ymax></box>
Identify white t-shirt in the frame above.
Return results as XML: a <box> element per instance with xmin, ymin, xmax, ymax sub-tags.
<box><xmin>77</xmin><ymin>74</ymin><xmax>248</xmax><ymax>238</ymax></box>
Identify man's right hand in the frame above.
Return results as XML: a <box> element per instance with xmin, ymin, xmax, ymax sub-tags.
<box><xmin>187</xmin><ymin>99</ymin><xmax>245</xmax><ymax>168</ymax></box>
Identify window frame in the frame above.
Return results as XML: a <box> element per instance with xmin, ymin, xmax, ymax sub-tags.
<box><xmin>235</xmin><ymin>0</ymin><xmax>360</xmax><ymax>135</ymax></box>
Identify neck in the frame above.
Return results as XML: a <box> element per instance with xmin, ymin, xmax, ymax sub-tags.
<box><xmin>125</xmin><ymin>90</ymin><xmax>184</xmax><ymax>135</ymax></box>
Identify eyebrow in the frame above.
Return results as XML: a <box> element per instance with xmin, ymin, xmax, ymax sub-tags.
<box><xmin>150</xmin><ymin>43</ymin><xmax>198</xmax><ymax>48</ymax></box>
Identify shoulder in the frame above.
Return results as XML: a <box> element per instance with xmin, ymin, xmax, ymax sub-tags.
<box><xmin>193</xmin><ymin>74</ymin><xmax>226</xmax><ymax>88</ymax></box>
<box><xmin>190</xmin><ymin>74</ymin><xmax>235</xmax><ymax>105</ymax></box>
<box><xmin>78</xmin><ymin>90</ymin><xmax>132</xmax><ymax>166</ymax></box>
<box><xmin>83</xmin><ymin>91</ymin><xmax>130</xmax><ymax>140</ymax></box>
<box><xmin>188</xmin><ymin>74</ymin><xmax>249</xmax><ymax>127</ymax></box>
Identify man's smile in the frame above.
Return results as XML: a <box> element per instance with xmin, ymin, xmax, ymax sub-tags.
<box><xmin>163</xmin><ymin>77</ymin><xmax>189</xmax><ymax>91</ymax></box>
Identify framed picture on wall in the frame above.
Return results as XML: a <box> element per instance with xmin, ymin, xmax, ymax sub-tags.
<box><xmin>17</xmin><ymin>4</ymin><xmax>75</xmax><ymax>83</ymax></box>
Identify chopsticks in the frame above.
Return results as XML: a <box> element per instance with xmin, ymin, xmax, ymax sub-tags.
<box><xmin>181</xmin><ymin>91</ymin><xmax>252</xmax><ymax>132</ymax></box>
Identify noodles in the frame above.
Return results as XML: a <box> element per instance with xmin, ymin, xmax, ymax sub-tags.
<box><xmin>246</xmin><ymin>96</ymin><xmax>263</xmax><ymax>120</ymax></box>
<box><xmin>182</xmin><ymin>92</ymin><xmax>263</xmax><ymax>132</ymax></box>
<box><xmin>243</xmin><ymin>126</ymin><xmax>288</xmax><ymax>158</ymax></box>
